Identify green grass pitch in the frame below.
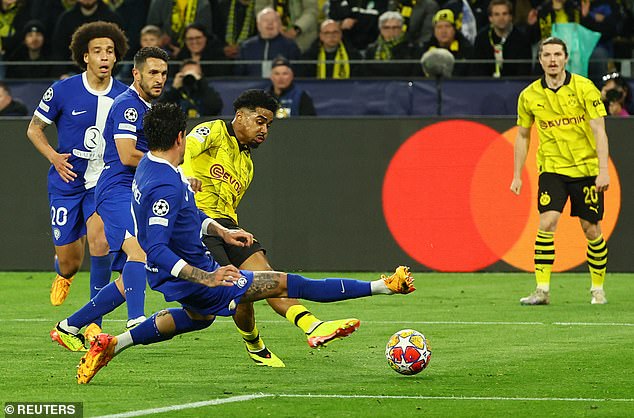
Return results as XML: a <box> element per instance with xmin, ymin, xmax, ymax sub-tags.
<box><xmin>1</xmin><ymin>271</ymin><xmax>633</xmax><ymax>417</ymax></box>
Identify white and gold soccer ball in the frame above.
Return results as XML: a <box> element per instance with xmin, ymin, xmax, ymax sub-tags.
<box><xmin>385</xmin><ymin>329</ymin><xmax>431</xmax><ymax>375</ymax></box>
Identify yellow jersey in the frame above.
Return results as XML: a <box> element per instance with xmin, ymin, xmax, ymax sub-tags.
<box><xmin>517</xmin><ymin>72</ymin><xmax>606</xmax><ymax>177</ymax></box>
<box><xmin>181</xmin><ymin>120</ymin><xmax>253</xmax><ymax>223</ymax></box>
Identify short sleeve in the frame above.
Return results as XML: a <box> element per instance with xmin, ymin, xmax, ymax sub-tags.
<box><xmin>33</xmin><ymin>83</ymin><xmax>61</xmax><ymax>124</ymax></box>
<box><xmin>112</xmin><ymin>103</ymin><xmax>143</xmax><ymax>141</ymax></box>
<box><xmin>516</xmin><ymin>89</ymin><xmax>534</xmax><ymax>128</ymax></box>
<box><xmin>584</xmin><ymin>83</ymin><xmax>607</xmax><ymax>120</ymax></box>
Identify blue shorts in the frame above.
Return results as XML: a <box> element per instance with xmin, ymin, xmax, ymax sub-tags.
<box><xmin>48</xmin><ymin>189</ymin><xmax>96</xmax><ymax>246</ymax></box>
<box><xmin>154</xmin><ymin>270</ymin><xmax>254</xmax><ymax>316</ymax></box>
<box><xmin>96</xmin><ymin>186</ymin><xmax>135</xmax><ymax>256</ymax></box>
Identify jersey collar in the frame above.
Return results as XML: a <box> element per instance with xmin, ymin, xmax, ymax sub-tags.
<box><xmin>226</xmin><ymin>120</ymin><xmax>249</xmax><ymax>151</ymax></box>
<box><xmin>130</xmin><ymin>83</ymin><xmax>153</xmax><ymax>108</ymax></box>
<box><xmin>82</xmin><ymin>72</ymin><xmax>114</xmax><ymax>96</ymax></box>
<box><xmin>540</xmin><ymin>71</ymin><xmax>572</xmax><ymax>92</ymax></box>
<box><xmin>147</xmin><ymin>151</ymin><xmax>178</xmax><ymax>171</ymax></box>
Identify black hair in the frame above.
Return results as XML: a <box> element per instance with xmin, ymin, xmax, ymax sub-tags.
<box><xmin>143</xmin><ymin>103</ymin><xmax>187</xmax><ymax>151</ymax></box>
<box><xmin>233</xmin><ymin>89</ymin><xmax>278</xmax><ymax>114</ymax></box>
<box><xmin>538</xmin><ymin>37</ymin><xmax>568</xmax><ymax>57</ymax></box>
<box><xmin>0</xmin><ymin>81</ymin><xmax>11</xmax><ymax>94</ymax></box>
<box><xmin>134</xmin><ymin>46</ymin><xmax>170</xmax><ymax>70</ymax></box>
<box><xmin>69</xmin><ymin>21</ymin><xmax>129</xmax><ymax>70</ymax></box>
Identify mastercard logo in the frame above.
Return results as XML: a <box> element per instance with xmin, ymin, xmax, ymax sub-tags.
<box><xmin>382</xmin><ymin>120</ymin><xmax>621</xmax><ymax>272</ymax></box>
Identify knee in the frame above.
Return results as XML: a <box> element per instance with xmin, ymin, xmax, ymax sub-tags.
<box><xmin>87</xmin><ymin>236</ymin><xmax>109</xmax><ymax>256</ymax></box>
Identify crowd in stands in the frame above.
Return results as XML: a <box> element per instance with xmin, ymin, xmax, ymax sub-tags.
<box><xmin>0</xmin><ymin>0</ymin><xmax>633</xmax><ymax>116</ymax></box>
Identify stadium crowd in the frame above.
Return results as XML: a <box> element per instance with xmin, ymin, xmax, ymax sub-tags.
<box><xmin>1</xmin><ymin>0</ymin><xmax>633</xmax><ymax>115</ymax></box>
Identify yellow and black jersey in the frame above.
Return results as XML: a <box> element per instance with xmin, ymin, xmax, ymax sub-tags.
<box><xmin>517</xmin><ymin>71</ymin><xmax>606</xmax><ymax>178</ymax></box>
<box><xmin>181</xmin><ymin>120</ymin><xmax>253</xmax><ymax>223</ymax></box>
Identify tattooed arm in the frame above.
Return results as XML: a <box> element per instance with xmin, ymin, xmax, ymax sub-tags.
<box><xmin>177</xmin><ymin>264</ymin><xmax>242</xmax><ymax>288</ymax></box>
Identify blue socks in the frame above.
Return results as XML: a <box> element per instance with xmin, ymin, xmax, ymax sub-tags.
<box><xmin>89</xmin><ymin>255</ymin><xmax>112</xmax><ymax>327</ymax></box>
<box><xmin>286</xmin><ymin>274</ymin><xmax>371</xmax><ymax>302</ymax></box>
<box><xmin>122</xmin><ymin>261</ymin><xmax>146</xmax><ymax>321</ymax></box>
<box><xmin>130</xmin><ymin>308</ymin><xmax>213</xmax><ymax>345</ymax></box>
<box><xmin>67</xmin><ymin>282</ymin><xmax>125</xmax><ymax>329</ymax></box>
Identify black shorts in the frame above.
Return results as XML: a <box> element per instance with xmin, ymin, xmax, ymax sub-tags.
<box><xmin>537</xmin><ymin>172</ymin><xmax>604</xmax><ymax>223</ymax></box>
<box><xmin>201</xmin><ymin>218</ymin><xmax>265</xmax><ymax>267</ymax></box>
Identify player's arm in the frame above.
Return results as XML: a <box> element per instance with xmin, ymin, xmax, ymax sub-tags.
<box><xmin>511</xmin><ymin>126</ymin><xmax>531</xmax><ymax>195</ymax></box>
<box><xmin>511</xmin><ymin>91</ymin><xmax>533</xmax><ymax>195</ymax></box>
<box><xmin>589</xmin><ymin>117</ymin><xmax>610</xmax><ymax>192</ymax></box>
<box><xmin>201</xmin><ymin>214</ymin><xmax>253</xmax><ymax>247</ymax></box>
<box><xmin>26</xmin><ymin>115</ymin><xmax>77</xmax><ymax>183</ymax></box>
<box><xmin>115</xmin><ymin>137</ymin><xmax>145</xmax><ymax>167</ymax></box>
<box><xmin>139</xmin><ymin>183</ymin><xmax>239</xmax><ymax>287</ymax></box>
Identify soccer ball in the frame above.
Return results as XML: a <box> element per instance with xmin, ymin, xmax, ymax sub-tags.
<box><xmin>385</xmin><ymin>329</ymin><xmax>431</xmax><ymax>375</ymax></box>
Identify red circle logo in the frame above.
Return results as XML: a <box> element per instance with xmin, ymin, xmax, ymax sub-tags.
<box><xmin>382</xmin><ymin>120</ymin><xmax>621</xmax><ymax>272</ymax></box>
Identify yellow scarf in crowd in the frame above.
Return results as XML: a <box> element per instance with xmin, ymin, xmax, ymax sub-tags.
<box><xmin>172</xmin><ymin>0</ymin><xmax>198</xmax><ymax>46</ymax></box>
<box><xmin>317</xmin><ymin>43</ymin><xmax>350</xmax><ymax>79</ymax></box>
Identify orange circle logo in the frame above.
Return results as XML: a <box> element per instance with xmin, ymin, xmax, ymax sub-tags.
<box><xmin>382</xmin><ymin>120</ymin><xmax>621</xmax><ymax>272</ymax></box>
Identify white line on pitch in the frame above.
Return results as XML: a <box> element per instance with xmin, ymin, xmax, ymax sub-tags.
<box><xmin>3</xmin><ymin>319</ymin><xmax>634</xmax><ymax>327</ymax></box>
<box><xmin>91</xmin><ymin>394</ymin><xmax>272</xmax><ymax>418</ymax></box>
<box><xmin>90</xmin><ymin>393</ymin><xmax>634</xmax><ymax>417</ymax></box>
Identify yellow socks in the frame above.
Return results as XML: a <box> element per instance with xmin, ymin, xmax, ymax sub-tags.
<box><xmin>587</xmin><ymin>235</ymin><xmax>608</xmax><ymax>290</ymax></box>
<box><xmin>535</xmin><ymin>230</ymin><xmax>555</xmax><ymax>291</ymax></box>
<box><xmin>285</xmin><ymin>305</ymin><xmax>320</xmax><ymax>334</ymax></box>
<box><xmin>236</xmin><ymin>324</ymin><xmax>264</xmax><ymax>352</ymax></box>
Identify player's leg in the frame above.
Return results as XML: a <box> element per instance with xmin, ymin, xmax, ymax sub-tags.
<box><xmin>203</xmin><ymin>233</ymin><xmax>284</xmax><ymax>366</ymax></box>
<box><xmin>99</xmin><ymin>191</ymin><xmax>147</xmax><ymax>329</ymax></box>
<box><xmin>49</xmin><ymin>194</ymin><xmax>87</xmax><ymax>305</ymax></box>
<box><xmin>77</xmin><ymin>305</ymin><xmax>214</xmax><ymax>384</ymax></box>
<box><xmin>571</xmin><ymin>177</ymin><xmax>608</xmax><ymax>304</ymax></box>
<box><xmin>581</xmin><ymin>220</ymin><xmax>608</xmax><ymax>304</ymax></box>
<box><xmin>51</xmin><ymin>276</ymin><xmax>126</xmax><ymax>351</ymax></box>
<box><xmin>520</xmin><ymin>173</ymin><xmax>566</xmax><ymax>305</ymax></box>
<box><xmin>241</xmin><ymin>251</ymin><xmax>362</xmax><ymax>348</ymax></box>
<box><xmin>120</xmin><ymin>236</ymin><xmax>148</xmax><ymax>328</ymax></box>
<box><xmin>85</xmin><ymin>205</ymin><xmax>112</xmax><ymax>329</ymax></box>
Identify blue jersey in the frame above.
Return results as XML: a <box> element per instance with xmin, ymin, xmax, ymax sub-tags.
<box><xmin>132</xmin><ymin>152</ymin><xmax>220</xmax><ymax>289</ymax></box>
<box><xmin>34</xmin><ymin>73</ymin><xmax>128</xmax><ymax>195</ymax></box>
<box><xmin>97</xmin><ymin>87</ymin><xmax>151</xmax><ymax>195</ymax></box>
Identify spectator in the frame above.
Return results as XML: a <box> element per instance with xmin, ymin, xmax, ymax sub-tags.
<box><xmin>140</xmin><ymin>24</ymin><xmax>163</xmax><ymax>49</ymax></box>
<box><xmin>605</xmin><ymin>88</ymin><xmax>630</xmax><ymax>116</ymax></box>
<box><xmin>160</xmin><ymin>59</ymin><xmax>223</xmax><ymax>118</ymax></box>
<box><xmin>1</xmin><ymin>0</ymin><xmax>32</xmax><ymax>63</ymax></box>
<box><xmin>176</xmin><ymin>24</ymin><xmax>231</xmax><ymax>77</ymax></box>
<box><xmin>50</xmin><ymin>0</ymin><xmax>123</xmax><ymax>74</ymax></box>
<box><xmin>114</xmin><ymin>0</ymin><xmax>149</xmax><ymax>59</ymax></box>
<box><xmin>328</xmin><ymin>0</ymin><xmax>389</xmax><ymax>52</ymax></box>
<box><xmin>147</xmin><ymin>0</ymin><xmax>213</xmax><ymax>57</ymax></box>
<box><xmin>600</xmin><ymin>72</ymin><xmax>634</xmax><ymax>114</ymax></box>
<box><xmin>526</xmin><ymin>0</ymin><xmax>581</xmax><ymax>44</ymax></box>
<box><xmin>6</xmin><ymin>19</ymin><xmax>53</xmax><ymax>79</ymax></box>
<box><xmin>31</xmin><ymin>0</ymin><xmax>76</xmax><ymax>40</ymax></box>
<box><xmin>580</xmin><ymin>0</ymin><xmax>623</xmax><ymax>79</ymax></box>
<box><xmin>0</xmin><ymin>81</ymin><xmax>28</xmax><ymax>115</ymax></box>
<box><xmin>390</xmin><ymin>0</ymin><xmax>439</xmax><ymax>48</ymax></box>
<box><xmin>212</xmin><ymin>0</ymin><xmax>257</xmax><ymax>60</ymax></box>
<box><xmin>268</xmin><ymin>56</ymin><xmax>316</xmax><ymax>117</ymax></box>
<box><xmin>300</xmin><ymin>19</ymin><xmax>363</xmax><ymax>78</ymax></box>
<box><xmin>255</xmin><ymin>0</ymin><xmax>318</xmax><ymax>52</ymax></box>
<box><xmin>471</xmin><ymin>0</ymin><xmax>532</xmax><ymax>77</ymax></box>
<box><xmin>236</xmin><ymin>7</ymin><xmax>301</xmax><ymax>77</ymax></box>
<box><xmin>421</xmin><ymin>8</ymin><xmax>473</xmax><ymax>76</ymax></box>
<box><xmin>119</xmin><ymin>25</ymin><xmax>168</xmax><ymax>80</ymax></box>
<box><xmin>364</xmin><ymin>11</ymin><xmax>421</xmax><ymax>77</ymax></box>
